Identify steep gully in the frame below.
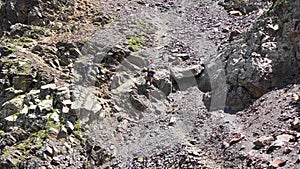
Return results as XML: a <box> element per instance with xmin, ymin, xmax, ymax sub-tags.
<box><xmin>72</xmin><ymin>0</ymin><xmax>272</xmax><ymax>168</ymax></box>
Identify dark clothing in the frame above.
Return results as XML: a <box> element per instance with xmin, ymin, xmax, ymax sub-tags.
<box><xmin>147</xmin><ymin>71</ymin><xmax>155</xmax><ymax>77</ymax></box>
<box><xmin>147</xmin><ymin>62</ymin><xmax>155</xmax><ymax>77</ymax></box>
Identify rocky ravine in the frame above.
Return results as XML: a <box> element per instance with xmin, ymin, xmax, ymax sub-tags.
<box><xmin>0</xmin><ymin>0</ymin><xmax>299</xmax><ymax>168</ymax></box>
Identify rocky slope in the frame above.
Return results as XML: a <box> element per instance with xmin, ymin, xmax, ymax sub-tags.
<box><xmin>221</xmin><ymin>0</ymin><xmax>300</xmax><ymax>112</ymax></box>
<box><xmin>0</xmin><ymin>0</ymin><xmax>299</xmax><ymax>168</ymax></box>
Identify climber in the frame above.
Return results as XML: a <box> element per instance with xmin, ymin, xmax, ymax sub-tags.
<box><xmin>145</xmin><ymin>59</ymin><xmax>155</xmax><ymax>85</ymax></box>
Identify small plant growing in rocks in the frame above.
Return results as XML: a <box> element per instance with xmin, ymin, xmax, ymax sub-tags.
<box><xmin>128</xmin><ymin>36</ymin><xmax>144</xmax><ymax>49</ymax></box>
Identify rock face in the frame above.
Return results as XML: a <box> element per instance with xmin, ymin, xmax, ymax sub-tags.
<box><xmin>220</xmin><ymin>0</ymin><xmax>300</xmax><ymax>112</ymax></box>
<box><xmin>0</xmin><ymin>57</ymin><xmax>36</xmax><ymax>105</ymax></box>
<box><xmin>0</xmin><ymin>0</ymin><xmax>101</xmax><ymax>36</ymax></box>
<box><xmin>0</xmin><ymin>80</ymin><xmax>112</xmax><ymax>168</ymax></box>
<box><xmin>0</xmin><ymin>0</ymin><xmax>47</xmax><ymax>35</ymax></box>
<box><xmin>0</xmin><ymin>0</ymin><xmax>115</xmax><ymax>168</ymax></box>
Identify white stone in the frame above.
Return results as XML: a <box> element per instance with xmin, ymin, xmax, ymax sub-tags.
<box><xmin>66</xmin><ymin>121</ymin><xmax>74</xmax><ymax>131</ymax></box>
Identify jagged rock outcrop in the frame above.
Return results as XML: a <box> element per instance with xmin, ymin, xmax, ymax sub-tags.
<box><xmin>0</xmin><ymin>80</ymin><xmax>112</xmax><ymax>168</ymax></box>
<box><xmin>0</xmin><ymin>0</ymin><xmax>44</xmax><ymax>31</ymax></box>
<box><xmin>0</xmin><ymin>0</ymin><xmax>104</xmax><ymax>36</ymax></box>
<box><xmin>219</xmin><ymin>0</ymin><xmax>300</xmax><ymax>112</ymax></box>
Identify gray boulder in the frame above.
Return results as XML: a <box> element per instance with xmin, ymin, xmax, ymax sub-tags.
<box><xmin>71</xmin><ymin>86</ymin><xmax>103</xmax><ymax>126</ymax></box>
<box><xmin>170</xmin><ymin>65</ymin><xmax>204</xmax><ymax>90</ymax></box>
<box><xmin>1</xmin><ymin>95</ymin><xmax>24</xmax><ymax>118</ymax></box>
<box><xmin>171</xmin><ymin>65</ymin><xmax>204</xmax><ymax>80</ymax></box>
<box><xmin>153</xmin><ymin>70</ymin><xmax>172</xmax><ymax>96</ymax></box>
<box><xmin>12</xmin><ymin>75</ymin><xmax>33</xmax><ymax>91</ymax></box>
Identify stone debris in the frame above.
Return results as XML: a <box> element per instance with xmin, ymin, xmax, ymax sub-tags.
<box><xmin>271</xmin><ymin>158</ymin><xmax>287</xmax><ymax>168</ymax></box>
<box><xmin>169</xmin><ymin>116</ymin><xmax>177</xmax><ymax>126</ymax></box>
<box><xmin>173</xmin><ymin>53</ymin><xmax>190</xmax><ymax>61</ymax></box>
<box><xmin>229</xmin><ymin>10</ymin><xmax>243</xmax><ymax>16</ymax></box>
<box><xmin>229</xmin><ymin>133</ymin><xmax>244</xmax><ymax>145</ymax></box>
<box><xmin>276</xmin><ymin>134</ymin><xmax>294</xmax><ymax>142</ymax></box>
<box><xmin>0</xmin><ymin>0</ymin><xmax>298</xmax><ymax>168</ymax></box>
<box><xmin>291</xmin><ymin>117</ymin><xmax>300</xmax><ymax>131</ymax></box>
<box><xmin>253</xmin><ymin>136</ymin><xmax>274</xmax><ymax>149</ymax></box>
